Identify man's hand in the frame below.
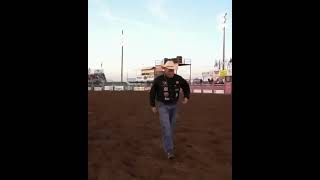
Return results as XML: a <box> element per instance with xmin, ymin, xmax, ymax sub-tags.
<box><xmin>151</xmin><ymin>107</ymin><xmax>157</xmax><ymax>113</ymax></box>
<box><xmin>182</xmin><ymin>97</ymin><xmax>189</xmax><ymax>104</ymax></box>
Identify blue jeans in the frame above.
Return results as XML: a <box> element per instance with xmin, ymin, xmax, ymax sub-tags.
<box><xmin>157</xmin><ymin>102</ymin><xmax>178</xmax><ymax>154</ymax></box>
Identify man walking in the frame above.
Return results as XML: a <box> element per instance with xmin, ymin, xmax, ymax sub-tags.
<box><xmin>150</xmin><ymin>61</ymin><xmax>190</xmax><ymax>159</ymax></box>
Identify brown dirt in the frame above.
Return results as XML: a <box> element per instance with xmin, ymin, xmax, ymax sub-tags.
<box><xmin>89</xmin><ymin>91</ymin><xmax>232</xmax><ymax>180</ymax></box>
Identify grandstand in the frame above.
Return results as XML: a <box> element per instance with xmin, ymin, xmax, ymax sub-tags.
<box><xmin>88</xmin><ymin>56</ymin><xmax>232</xmax><ymax>94</ymax></box>
<box><xmin>88</xmin><ymin>69</ymin><xmax>107</xmax><ymax>89</ymax></box>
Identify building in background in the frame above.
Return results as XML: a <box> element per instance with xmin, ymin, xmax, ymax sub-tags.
<box><xmin>126</xmin><ymin>56</ymin><xmax>191</xmax><ymax>87</ymax></box>
<box><xmin>136</xmin><ymin>67</ymin><xmax>155</xmax><ymax>82</ymax></box>
<box><xmin>88</xmin><ymin>69</ymin><xmax>107</xmax><ymax>88</ymax></box>
<box><xmin>154</xmin><ymin>65</ymin><xmax>165</xmax><ymax>78</ymax></box>
<box><xmin>202</xmin><ymin>71</ymin><xmax>214</xmax><ymax>82</ymax></box>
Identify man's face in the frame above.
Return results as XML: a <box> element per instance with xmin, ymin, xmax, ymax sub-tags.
<box><xmin>164</xmin><ymin>68</ymin><xmax>175</xmax><ymax>78</ymax></box>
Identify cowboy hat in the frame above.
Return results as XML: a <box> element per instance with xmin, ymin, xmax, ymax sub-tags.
<box><xmin>162</xmin><ymin>61</ymin><xmax>176</xmax><ymax>70</ymax></box>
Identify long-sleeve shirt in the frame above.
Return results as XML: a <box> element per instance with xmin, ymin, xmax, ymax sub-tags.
<box><xmin>149</xmin><ymin>74</ymin><xmax>190</xmax><ymax>107</ymax></box>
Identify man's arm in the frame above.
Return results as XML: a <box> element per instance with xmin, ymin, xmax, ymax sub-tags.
<box><xmin>180</xmin><ymin>77</ymin><xmax>190</xmax><ymax>99</ymax></box>
<box><xmin>149</xmin><ymin>80</ymin><xmax>157</xmax><ymax>107</ymax></box>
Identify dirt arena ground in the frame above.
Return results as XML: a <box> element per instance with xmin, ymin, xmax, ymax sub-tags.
<box><xmin>89</xmin><ymin>91</ymin><xmax>232</xmax><ymax>180</ymax></box>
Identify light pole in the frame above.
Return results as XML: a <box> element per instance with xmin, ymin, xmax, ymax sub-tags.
<box><xmin>121</xmin><ymin>30</ymin><xmax>124</xmax><ymax>82</ymax></box>
<box><xmin>223</xmin><ymin>13</ymin><xmax>227</xmax><ymax>70</ymax></box>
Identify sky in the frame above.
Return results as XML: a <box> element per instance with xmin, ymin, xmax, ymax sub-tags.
<box><xmin>88</xmin><ymin>0</ymin><xmax>232</xmax><ymax>81</ymax></box>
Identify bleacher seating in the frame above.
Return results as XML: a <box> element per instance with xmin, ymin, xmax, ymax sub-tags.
<box><xmin>88</xmin><ymin>72</ymin><xmax>107</xmax><ymax>87</ymax></box>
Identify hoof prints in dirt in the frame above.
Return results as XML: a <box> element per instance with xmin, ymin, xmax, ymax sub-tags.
<box><xmin>127</xmin><ymin>171</ymin><xmax>138</xmax><ymax>178</ymax></box>
<box><xmin>89</xmin><ymin>92</ymin><xmax>231</xmax><ymax>180</ymax></box>
<box><xmin>122</xmin><ymin>159</ymin><xmax>134</xmax><ymax>168</ymax></box>
<box><xmin>210</xmin><ymin>139</ymin><xmax>221</xmax><ymax>145</ymax></box>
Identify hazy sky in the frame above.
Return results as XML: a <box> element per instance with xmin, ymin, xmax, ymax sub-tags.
<box><xmin>89</xmin><ymin>0</ymin><xmax>232</xmax><ymax>81</ymax></box>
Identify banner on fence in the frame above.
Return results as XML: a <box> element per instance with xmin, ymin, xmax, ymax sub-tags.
<box><xmin>201</xmin><ymin>85</ymin><xmax>213</xmax><ymax>93</ymax></box>
<box><xmin>134</xmin><ymin>87</ymin><xmax>145</xmax><ymax>91</ymax></box>
<box><xmin>203</xmin><ymin>89</ymin><xmax>213</xmax><ymax>93</ymax></box>
<box><xmin>104</xmin><ymin>86</ymin><xmax>113</xmax><ymax>91</ymax></box>
<box><xmin>94</xmin><ymin>87</ymin><xmax>103</xmax><ymax>91</ymax></box>
<box><xmin>214</xmin><ymin>90</ymin><xmax>225</xmax><ymax>94</ymax></box>
<box><xmin>114</xmin><ymin>86</ymin><xmax>124</xmax><ymax>91</ymax></box>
